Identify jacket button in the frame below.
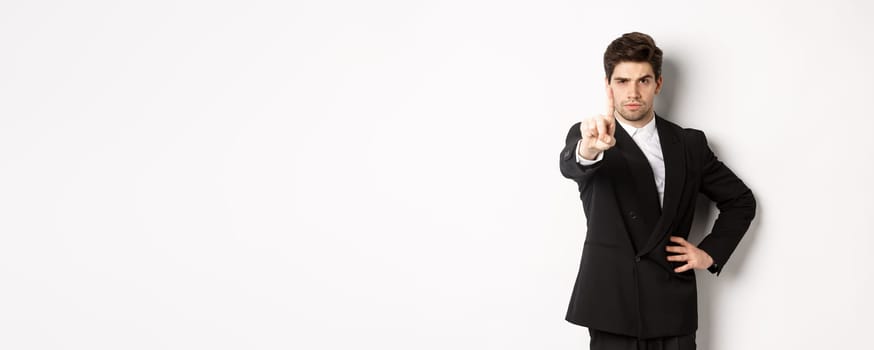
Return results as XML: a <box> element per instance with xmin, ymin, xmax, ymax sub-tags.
<box><xmin>635</xmin><ymin>257</ymin><xmax>641</xmax><ymax>262</ymax></box>
<box><xmin>629</xmin><ymin>211</ymin><xmax>638</xmax><ymax>220</ymax></box>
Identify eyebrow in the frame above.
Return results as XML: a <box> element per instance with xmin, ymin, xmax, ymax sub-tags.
<box><xmin>612</xmin><ymin>75</ymin><xmax>654</xmax><ymax>81</ymax></box>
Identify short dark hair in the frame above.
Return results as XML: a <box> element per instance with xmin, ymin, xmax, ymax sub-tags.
<box><xmin>603</xmin><ymin>32</ymin><xmax>663</xmax><ymax>81</ymax></box>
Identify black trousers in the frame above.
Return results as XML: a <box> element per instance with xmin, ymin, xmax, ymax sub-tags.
<box><xmin>588</xmin><ymin>329</ymin><xmax>696</xmax><ymax>350</ymax></box>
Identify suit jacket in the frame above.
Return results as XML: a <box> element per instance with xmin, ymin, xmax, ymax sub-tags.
<box><xmin>559</xmin><ymin>115</ymin><xmax>756</xmax><ymax>339</ymax></box>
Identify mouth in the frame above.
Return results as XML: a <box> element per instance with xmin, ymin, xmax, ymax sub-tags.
<box><xmin>625</xmin><ymin>103</ymin><xmax>642</xmax><ymax>111</ymax></box>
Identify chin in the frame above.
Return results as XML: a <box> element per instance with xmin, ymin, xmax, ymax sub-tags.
<box><xmin>622</xmin><ymin>112</ymin><xmax>649</xmax><ymax>122</ymax></box>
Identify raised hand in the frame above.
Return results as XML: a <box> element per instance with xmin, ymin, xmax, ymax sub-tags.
<box><xmin>578</xmin><ymin>85</ymin><xmax>617</xmax><ymax>160</ymax></box>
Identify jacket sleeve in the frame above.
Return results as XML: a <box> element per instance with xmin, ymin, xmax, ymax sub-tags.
<box><xmin>560</xmin><ymin>122</ymin><xmax>603</xmax><ymax>190</ymax></box>
<box><xmin>693</xmin><ymin>130</ymin><xmax>757</xmax><ymax>275</ymax></box>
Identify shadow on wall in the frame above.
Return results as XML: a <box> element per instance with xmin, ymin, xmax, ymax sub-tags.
<box><xmin>658</xmin><ymin>56</ymin><xmax>762</xmax><ymax>350</ymax></box>
<box><xmin>656</xmin><ymin>58</ymin><xmax>683</xmax><ymax>118</ymax></box>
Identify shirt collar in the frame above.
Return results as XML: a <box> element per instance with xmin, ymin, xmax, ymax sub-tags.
<box><xmin>615</xmin><ymin>113</ymin><xmax>657</xmax><ymax>138</ymax></box>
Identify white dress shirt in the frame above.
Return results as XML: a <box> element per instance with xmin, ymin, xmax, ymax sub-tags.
<box><xmin>575</xmin><ymin>116</ymin><xmax>666</xmax><ymax>207</ymax></box>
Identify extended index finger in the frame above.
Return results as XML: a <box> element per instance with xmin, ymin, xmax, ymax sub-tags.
<box><xmin>605</xmin><ymin>86</ymin><xmax>616</xmax><ymax>135</ymax></box>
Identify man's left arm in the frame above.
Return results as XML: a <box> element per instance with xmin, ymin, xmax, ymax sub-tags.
<box><xmin>692</xmin><ymin>130</ymin><xmax>757</xmax><ymax>275</ymax></box>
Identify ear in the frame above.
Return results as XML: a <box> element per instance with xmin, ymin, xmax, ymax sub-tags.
<box><xmin>604</xmin><ymin>76</ymin><xmax>610</xmax><ymax>87</ymax></box>
<box><xmin>654</xmin><ymin>75</ymin><xmax>663</xmax><ymax>94</ymax></box>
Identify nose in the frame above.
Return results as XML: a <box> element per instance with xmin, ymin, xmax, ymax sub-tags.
<box><xmin>628</xmin><ymin>83</ymin><xmax>641</xmax><ymax>99</ymax></box>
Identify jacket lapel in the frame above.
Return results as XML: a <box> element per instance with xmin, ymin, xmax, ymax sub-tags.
<box><xmin>638</xmin><ymin>116</ymin><xmax>686</xmax><ymax>256</ymax></box>
<box><xmin>610</xmin><ymin>122</ymin><xmax>661</xmax><ymax>252</ymax></box>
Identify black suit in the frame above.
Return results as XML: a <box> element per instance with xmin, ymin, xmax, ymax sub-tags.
<box><xmin>559</xmin><ymin>115</ymin><xmax>755</xmax><ymax>339</ymax></box>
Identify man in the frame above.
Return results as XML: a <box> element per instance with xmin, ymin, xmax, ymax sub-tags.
<box><xmin>559</xmin><ymin>32</ymin><xmax>756</xmax><ymax>349</ymax></box>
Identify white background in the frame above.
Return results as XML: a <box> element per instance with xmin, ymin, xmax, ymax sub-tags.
<box><xmin>1</xmin><ymin>1</ymin><xmax>872</xmax><ymax>349</ymax></box>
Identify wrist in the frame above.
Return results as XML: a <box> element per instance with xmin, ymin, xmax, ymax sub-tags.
<box><xmin>703</xmin><ymin>253</ymin><xmax>717</xmax><ymax>273</ymax></box>
<box><xmin>578</xmin><ymin>147</ymin><xmax>600</xmax><ymax>161</ymax></box>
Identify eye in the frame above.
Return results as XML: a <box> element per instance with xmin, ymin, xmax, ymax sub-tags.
<box><xmin>640</xmin><ymin>78</ymin><xmax>650</xmax><ymax>84</ymax></box>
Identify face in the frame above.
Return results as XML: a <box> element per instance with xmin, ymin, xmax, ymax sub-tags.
<box><xmin>607</xmin><ymin>61</ymin><xmax>662</xmax><ymax>125</ymax></box>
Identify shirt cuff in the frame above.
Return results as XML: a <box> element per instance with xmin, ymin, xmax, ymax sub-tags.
<box><xmin>575</xmin><ymin>139</ymin><xmax>604</xmax><ymax>165</ymax></box>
